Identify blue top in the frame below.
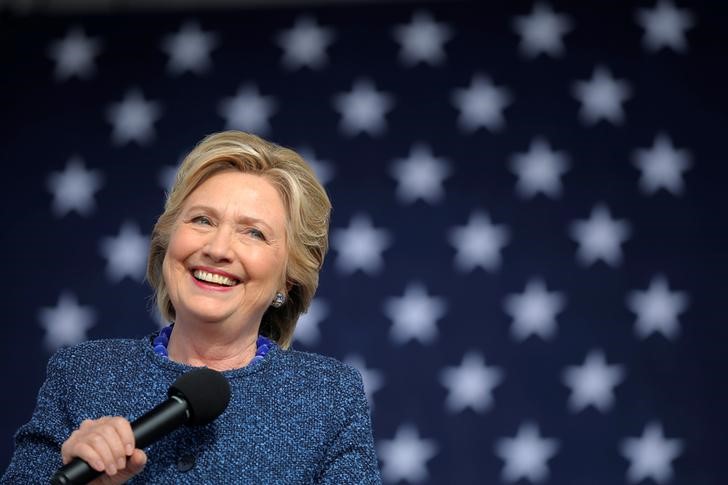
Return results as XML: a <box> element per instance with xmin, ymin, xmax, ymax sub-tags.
<box><xmin>1</xmin><ymin>336</ymin><xmax>382</xmax><ymax>484</ymax></box>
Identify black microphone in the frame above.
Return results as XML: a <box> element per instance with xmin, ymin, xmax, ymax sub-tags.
<box><xmin>50</xmin><ymin>367</ymin><xmax>231</xmax><ymax>485</ymax></box>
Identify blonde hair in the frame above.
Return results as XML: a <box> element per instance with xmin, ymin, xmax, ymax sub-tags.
<box><xmin>146</xmin><ymin>131</ymin><xmax>331</xmax><ymax>348</ymax></box>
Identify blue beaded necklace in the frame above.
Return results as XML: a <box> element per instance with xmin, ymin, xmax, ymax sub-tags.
<box><xmin>152</xmin><ymin>324</ymin><xmax>275</xmax><ymax>366</ymax></box>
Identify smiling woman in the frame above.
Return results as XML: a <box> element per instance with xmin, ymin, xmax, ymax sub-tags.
<box><xmin>149</xmin><ymin>131</ymin><xmax>331</xmax><ymax>349</ymax></box>
<box><xmin>161</xmin><ymin>170</ymin><xmax>292</xmax><ymax>369</ymax></box>
<box><xmin>2</xmin><ymin>131</ymin><xmax>382</xmax><ymax>484</ymax></box>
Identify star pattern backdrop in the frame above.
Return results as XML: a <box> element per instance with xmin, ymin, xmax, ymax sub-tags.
<box><xmin>1</xmin><ymin>1</ymin><xmax>726</xmax><ymax>483</ymax></box>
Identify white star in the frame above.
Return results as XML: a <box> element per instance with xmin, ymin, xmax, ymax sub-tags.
<box><xmin>99</xmin><ymin>221</ymin><xmax>149</xmax><ymax>283</ymax></box>
<box><xmin>47</xmin><ymin>27</ymin><xmax>102</xmax><ymax>81</ymax></box>
<box><xmin>569</xmin><ymin>204</ymin><xmax>631</xmax><ymax>267</ymax></box>
<box><xmin>38</xmin><ymin>292</ymin><xmax>96</xmax><ymax>351</ymax></box>
<box><xmin>504</xmin><ymin>278</ymin><xmax>565</xmax><ymax>341</ymax></box>
<box><xmin>333</xmin><ymin>79</ymin><xmax>394</xmax><ymax>136</ymax></box>
<box><xmin>636</xmin><ymin>1</ymin><xmax>695</xmax><ymax>53</ymax></box>
<box><xmin>384</xmin><ymin>283</ymin><xmax>447</xmax><ymax>345</ymax></box>
<box><xmin>452</xmin><ymin>74</ymin><xmax>512</xmax><ymax>132</ymax></box>
<box><xmin>106</xmin><ymin>89</ymin><xmax>162</xmax><ymax>145</ymax></box>
<box><xmin>161</xmin><ymin>21</ymin><xmax>218</xmax><ymax>75</ymax></box>
<box><xmin>562</xmin><ymin>349</ymin><xmax>625</xmax><ymax>413</ymax></box>
<box><xmin>297</xmin><ymin>147</ymin><xmax>335</xmax><ymax>185</ymax></box>
<box><xmin>293</xmin><ymin>298</ymin><xmax>329</xmax><ymax>347</ymax></box>
<box><xmin>219</xmin><ymin>84</ymin><xmax>277</xmax><ymax>135</ymax></box>
<box><xmin>390</xmin><ymin>143</ymin><xmax>450</xmax><ymax>204</ymax></box>
<box><xmin>392</xmin><ymin>10</ymin><xmax>452</xmax><ymax>66</ymax></box>
<box><xmin>620</xmin><ymin>422</ymin><xmax>684</xmax><ymax>483</ymax></box>
<box><xmin>512</xmin><ymin>3</ymin><xmax>573</xmax><ymax>58</ymax></box>
<box><xmin>627</xmin><ymin>275</ymin><xmax>688</xmax><ymax>340</ymax></box>
<box><xmin>378</xmin><ymin>424</ymin><xmax>438</xmax><ymax>484</ymax></box>
<box><xmin>331</xmin><ymin>214</ymin><xmax>391</xmax><ymax>275</ymax></box>
<box><xmin>572</xmin><ymin>66</ymin><xmax>632</xmax><ymax>125</ymax></box>
<box><xmin>439</xmin><ymin>351</ymin><xmax>504</xmax><ymax>413</ymax></box>
<box><xmin>633</xmin><ymin>134</ymin><xmax>691</xmax><ymax>195</ymax></box>
<box><xmin>509</xmin><ymin>138</ymin><xmax>569</xmax><ymax>199</ymax></box>
<box><xmin>448</xmin><ymin>211</ymin><xmax>510</xmax><ymax>272</ymax></box>
<box><xmin>46</xmin><ymin>156</ymin><xmax>103</xmax><ymax>217</ymax></box>
<box><xmin>277</xmin><ymin>15</ymin><xmax>335</xmax><ymax>70</ymax></box>
<box><xmin>495</xmin><ymin>422</ymin><xmax>560</xmax><ymax>483</ymax></box>
<box><xmin>344</xmin><ymin>354</ymin><xmax>384</xmax><ymax>410</ymax></box>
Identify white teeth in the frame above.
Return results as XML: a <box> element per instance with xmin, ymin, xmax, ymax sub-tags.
<box><xmin>193</xmin><ymin>270</ymin><xmax>237</xmax><ymax>286</ymax></box>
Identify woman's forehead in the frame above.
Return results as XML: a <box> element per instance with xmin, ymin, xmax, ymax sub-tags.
<box><xmin>184</xmin><ymin>172</ymin><xmax>287</xmax><ymax>225</ymax></box>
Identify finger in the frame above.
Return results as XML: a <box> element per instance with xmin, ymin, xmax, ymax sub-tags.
<box><xmin>97</xmin><ymin>420</ymin><xmax>130</xmax><ymax>471</ymax></box>
<box><xmin>106</xmin><ymin>450</ymin><xmax>147</xmax><ymax>485</ymax></box>
<box><xmin>62</xmin><ymin>418</ymin><xmax>110</xmax><ymax>465</ymax></box>
<box><xmin>87</xmin><ymin>431</ymin><xmax>118</xmax><ymax>475</ymax></box>
<box><xmin>126</xmin><ymin>450</ymin><xmax>147</xmax><ymax>475</ymax></box>
<box><xmin>71</xmin><ymin>441</ymin><xmax>107</xmax><ymax>473</ymax></box>
<box><xmin>61</xmin><ymin>428</ymin><xmax>85</xmax><ymax>464</ymax></box>
<box><xmin>107</xmin><ymin>416</ymin><xmax>135</xmax><ymax>457</ymax></box>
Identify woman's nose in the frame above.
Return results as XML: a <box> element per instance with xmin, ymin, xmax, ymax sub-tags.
<box><xmin>203</xmin><ymin>227</ymin><xmax>234</xmax><ymax>262</ymax></box>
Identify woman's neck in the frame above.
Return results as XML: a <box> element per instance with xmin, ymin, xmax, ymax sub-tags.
<box><xmin>166</xmin><ymin>319</ymin><xmax>259</xmax><ymax>371</ymax></box>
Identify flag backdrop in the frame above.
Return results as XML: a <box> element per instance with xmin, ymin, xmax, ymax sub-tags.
<box><xmin>1</xmin><ymin>1</ymin><xmax>727</xmax><ymax>483</ymax></box>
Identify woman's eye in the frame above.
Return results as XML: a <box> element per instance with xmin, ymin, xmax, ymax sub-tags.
<box><xmin>192</xmin><ymin>216</ymin><xmax>212</xmax><ymax>225</ymax></box>
<box><xmin>247</xmin><ymin>228</ymin><xmax>266</xmax><ymax>240</ymax></box>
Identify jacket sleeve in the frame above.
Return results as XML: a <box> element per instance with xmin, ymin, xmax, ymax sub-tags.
<box><xmin>315</xmin><ymin>365</ymin><xmax>382</xmax><ymax>485</ymax></box>
<box><xmin>1</xmin><ymin>350</ymin><xmax>74</xmax><ymax>484</ymax></box>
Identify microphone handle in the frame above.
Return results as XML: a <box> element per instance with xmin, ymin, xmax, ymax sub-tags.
<box><xmin>133</xmin><ymin>395</ymin><xmax>188</xmax><ymax>449</ymax></box>
<box><xmin>49</xmin><ymin>397</ymin><xmax>189</xmax><ymax>485</ymax></box>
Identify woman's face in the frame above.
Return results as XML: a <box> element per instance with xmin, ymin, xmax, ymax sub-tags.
<box><xmin>163</xmin><ymin>170</ymin><xmax>288</xmax><ymax>331</ymax></box>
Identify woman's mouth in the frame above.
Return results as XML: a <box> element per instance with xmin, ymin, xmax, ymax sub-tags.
<box><xmin>192</xmin><ymin>269</ymin><xmax>240</xmax><ymax>287</ymax></box>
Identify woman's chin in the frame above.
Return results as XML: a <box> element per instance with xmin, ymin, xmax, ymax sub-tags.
<box><xmin>176</xmin><ymin>308</ymin><xmax>233</xmax><ymax>326</ymax></box>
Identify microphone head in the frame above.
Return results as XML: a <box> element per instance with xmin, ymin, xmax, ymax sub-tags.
<box><xmin>169</xmin><ymin>368</ymin><xmax>231</xmax><ymax>426</ymax></box>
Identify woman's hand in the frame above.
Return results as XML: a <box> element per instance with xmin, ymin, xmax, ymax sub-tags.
<box><xmin>61</xmin><ymin>416</ymin><xmax>147</xmax><ymax>485</ymax></box>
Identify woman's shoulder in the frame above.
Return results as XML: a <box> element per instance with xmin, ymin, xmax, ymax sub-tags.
<box><xmin>56</xmin><ymin>336</ymin><xmax>140</xmax><ymax>355</ymax></box>
<box><xmin>275</xmin><ymin>347</ymin><xmax>352</xmax><ymax>369</ymax></box>
<box><xmin>265</xmin><ymin>349</ymin><xmax>371</xmax><ymax>422</ymax></box>
<box><xmin>271</xmin><ymin>348</ymin><xmax>363</xmax><ymax>385</ymax></box>
<box><xmin>50</xmin><ymin>337</ymin><xmax>144</xmax><ymax>370</ymax></box>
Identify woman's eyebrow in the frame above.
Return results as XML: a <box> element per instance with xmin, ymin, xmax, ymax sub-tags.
<box><xmin>186</xmin><ymin>205</ymin><xmax>275</xmax><ymax>233</ymax></box>
<box><xmin>235</xmin><ymin>215</ymin><xmax>274</xmax><ymax>233</ymax></box>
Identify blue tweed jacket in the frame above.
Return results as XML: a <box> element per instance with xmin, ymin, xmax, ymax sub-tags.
<box><xmin>1</xmin><ymin>336</ymin><xmax>381</xmax><ymax>484</ymax></box>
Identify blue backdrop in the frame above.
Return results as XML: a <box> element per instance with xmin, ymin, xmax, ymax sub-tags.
<box><xmin>1</xmin><ymin>1</ymin><xmax>726</xmax><ymax>483</ymax></box>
